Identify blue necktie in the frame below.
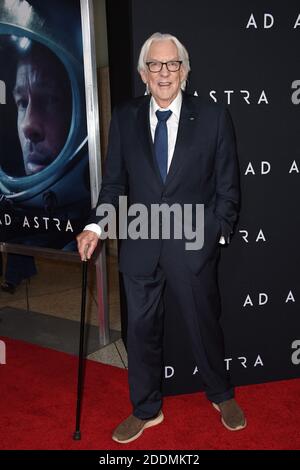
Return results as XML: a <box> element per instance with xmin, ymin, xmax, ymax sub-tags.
<box><xmin>154</xmin><ymin>109</ymin><xmax>172</xmax><ymax>183</ymax></box>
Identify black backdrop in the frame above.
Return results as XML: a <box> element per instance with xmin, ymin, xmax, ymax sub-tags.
<box><xmin>106</xmin><ymin>0</ymin><xmax>300</xmax><ymax>395</ymax></box>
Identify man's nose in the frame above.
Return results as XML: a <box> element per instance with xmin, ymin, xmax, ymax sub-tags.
<box><xmin>21</xmin><ymin>102</ymin><xmax>44</xmax><ymax>143</ymax></box>
<box><xmin>159</xmin><ymin>63</ymin><xmax>171</xmax><ymax>76</ymax></box>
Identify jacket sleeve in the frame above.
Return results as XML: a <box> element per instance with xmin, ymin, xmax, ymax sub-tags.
<box><xmin>214</xmin><ymin>107</ymin><xmax>240</xmax><ymax>242</ymax></box>
<box><xmin>87</xmin><ymin>108</ymin><xmax>128</xmax><ymax>225</ymax></box>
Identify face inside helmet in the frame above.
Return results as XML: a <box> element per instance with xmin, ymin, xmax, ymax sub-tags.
<box><xmin>1</xmin><ymin>37</ymin><xmax>72</xmax><ymax>177</ymax></box>
<box><xmin>0</xmin><ymin>0</ymin><xmax>89</xmax><ymax>209</ymax></box>
<box><xmin>0</xmin><ymin>1</ymin><xmax>91</xmax><ymax>249</ymax></box>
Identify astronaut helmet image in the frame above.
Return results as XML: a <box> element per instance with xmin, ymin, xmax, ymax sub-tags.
<box><xmin>0</xmin><ymin>0</ymin><xmax>90</xmax><ymax>217</ymax></box>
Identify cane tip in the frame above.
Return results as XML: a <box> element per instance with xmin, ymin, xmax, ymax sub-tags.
<box><xmin>73</xmin><ymin>430</ymin><xmax>81</xmax><ymax>440</ymax></box>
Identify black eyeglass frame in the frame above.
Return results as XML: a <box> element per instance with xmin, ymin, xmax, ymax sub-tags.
<box><xmin>145</xmin><ymin>60</ymin><xmax>183</xmax><ymax>72</ymax></box>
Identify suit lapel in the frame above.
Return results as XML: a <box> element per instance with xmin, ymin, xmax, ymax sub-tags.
<box><xmin>165</xmin><ymin>94</ymin><xmax>199</xmax><ymax>186</ymax></box>
<box><xmin>136</xmin><ymin>94</ymin><xmax>199</xmax><ymax>188</ymax></box>
<box><xmin>136</xmin><ymin>97</ymin><xmax>164</xmax><ymax>187</ymax></box>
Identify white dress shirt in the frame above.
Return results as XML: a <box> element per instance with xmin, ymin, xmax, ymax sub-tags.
<box><xmin>84</xmin><ymin>91</ymin><xmax>225</xmax><ymax>244</ymax></box>
<box><xmin>149</xmin><ymin>91</ymin><xmax>182</xmax><ymax>172</ymax></box>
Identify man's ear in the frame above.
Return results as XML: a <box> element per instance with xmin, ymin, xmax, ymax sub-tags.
<box><xmin>180</xmin><ymin>66</ymin><xmax>188</xmax><ymax>85</ymax></box>
<box><xmin>140</xmin><ymin>69</ymin><xmax>148</xmax><ymax>85</ymax></box>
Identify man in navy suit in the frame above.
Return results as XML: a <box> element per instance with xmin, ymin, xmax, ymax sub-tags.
<box><xmin>77</xmin><ymin>32</ymin><xmax>246</xmax><ymax>443</ymax></box>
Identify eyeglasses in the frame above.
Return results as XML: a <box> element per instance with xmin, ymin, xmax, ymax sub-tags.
<box><xmin>146</xmin><ymin>60</ymin><xmax>182</xmax><ymax>73</ymax></box>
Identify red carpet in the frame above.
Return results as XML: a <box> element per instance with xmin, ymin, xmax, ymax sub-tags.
<box><xmin>0</xmin><ymin>336</ymin><xmax>300</xmax><ymax>450</ymax></box>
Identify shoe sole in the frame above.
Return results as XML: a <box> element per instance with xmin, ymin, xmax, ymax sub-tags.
<box><xmin>212</xmin><ymin>403</ymin><xmax>247</xmax><ymax>431</ymax></box>
<box><xmin>112</xmin><ymin>411</ymin><xmax>164</xmax><ymax>444</ymax></box>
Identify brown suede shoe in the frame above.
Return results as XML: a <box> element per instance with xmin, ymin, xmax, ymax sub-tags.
<box><xmin>112</xmin><ymin>411</ymin><xmax>164</xmax><ymax>444</ymax></box>
<box><xmin>213</xmin><ymin>398</ymin><xmax>247</xmax><ymax>431</ymax></box>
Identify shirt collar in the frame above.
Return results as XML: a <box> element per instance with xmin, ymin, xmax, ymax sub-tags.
<box><xmin>150</xmin><ymin>91</ymin><xmax>182</xmax><ymax>122</ymax></box>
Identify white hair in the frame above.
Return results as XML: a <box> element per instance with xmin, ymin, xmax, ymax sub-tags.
<box><xmin>137</xmin><ymin>32</ymin><xmax>190</xmax><ymax>91</ymax></box>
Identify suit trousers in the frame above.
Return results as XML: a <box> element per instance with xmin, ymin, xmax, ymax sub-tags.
<box><xmin>122</xmin><ymin>242</ymin><xmax>234</xmax><ymax>420</ymax></box>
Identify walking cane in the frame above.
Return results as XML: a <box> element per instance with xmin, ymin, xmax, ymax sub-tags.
<box><xmin>73</xmin><ymin>257</ymin><xmax>88</xmax><ymax>440</ymax></box>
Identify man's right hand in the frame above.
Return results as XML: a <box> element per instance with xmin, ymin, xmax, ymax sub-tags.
<box><xmin>77</xmin><ymin>230</ymin><xmax>100</xmax><ymax>261</ymax></box>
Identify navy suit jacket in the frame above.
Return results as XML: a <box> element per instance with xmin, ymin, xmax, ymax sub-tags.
<box><xmin>90</xmin><ymin>93</ymin><xmax>240</xmax><ymax>276</ymax></box>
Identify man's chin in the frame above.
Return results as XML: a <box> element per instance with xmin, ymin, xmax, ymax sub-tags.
<box><xmin>25</xmin><ymin>162</ymin><xmax>47</xmax><ymax>175</ymax></box>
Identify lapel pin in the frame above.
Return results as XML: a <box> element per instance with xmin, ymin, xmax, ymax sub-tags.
<box><xmin>189</xmin><ymin>116</ymin><xmax>195</xmax><ymax>120</ymax></box>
